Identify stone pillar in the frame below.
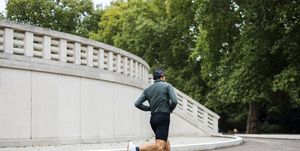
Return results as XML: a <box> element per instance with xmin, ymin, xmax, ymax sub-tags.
<box><xmin>116</xmin><ymin>54</ymin><xmax>121</xmax><ymax>73</ymax></box>
<box><xmin>108</xmin><ymin>52</ymin><xmax>114</xmax><ymax>71</ymax></box>
<box><xmin>182</xmin><ymin>99</ymin><xmax>188</xmax><ymax>114</ymax></box>
<box><xmin>138</xmin><ymin>63</ymin><xmax>141</xmax><ymax>80</ymax></box>
<box><xmin>193</xmin><ymin>105</ymin><xmax>198</xmax><ymax>120</ymax></box>
<box><xmin>59</xmin><ymin>39</ymin><xmax>67</xmax><ymax>62</ymax></box>
<box><xmin>124</xmin><ymin>57</ymin><xmax>128</xmax><ymax>75</ymax></box>
<box><xmin>43</xmin><ymin>36</ymin><xmax>51</xmax><ymax>59</ymax></box>
<box><xmin>213</xmin><ymin>117</ymin><xmax>219</xmax><ymax>133</ymax></box>
<box><xmin>142</xmin><ymin>66</ymin><xmax>145</xmax><ymax>81</ymax></box>
<box><xmin>74</xmin><ymin>42</ymin><xmax>81</xmax><ymax>65</ymax></box>
<box><xmin>135</xmin><ymin>61</ymin><xmax>139</xmax><ymax>78</ymax></box>
<box><xmin>130</xmin><ymin>59</ymin><xmax>134</xmax><ymax>77</ymax></box>
<box><xmin>87</xmin><ymin>46</ymin><xmax>93</xmax><ymax>67</ymax></box>
<box><xmin>25</xmin><ymin>32</ymin><xmax>33</xmax><ymax>57</ymax></box>
<box><xmin>4</xmin><ymin>28</ymin><xmax>13</xmax><ymax>54</ymax></box>
<box><xmin>203</xmin><ymin>112</ymin><xmax>209</xmax><ymax>128</ymax></box>
<box><xmin>98</xmin><ymin>48</ymin><xmax>104</xmax><ymax>69</ymax></box>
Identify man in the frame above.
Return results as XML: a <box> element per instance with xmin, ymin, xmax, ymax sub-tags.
<box><xmin>127</xmin><ymin>68</ymin><xmax>177</xmax><ymax>151</ymax></box>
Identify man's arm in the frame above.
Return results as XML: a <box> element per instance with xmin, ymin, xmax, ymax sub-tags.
<box><xmin>168</xmin><ymin>84</ymin><xmax>177</xmax><ymax>112</ymax></box>
<box><xmin>135</xmin><ymin>92</ymin><xmax>150</xmax><ymax>111</ymax></box>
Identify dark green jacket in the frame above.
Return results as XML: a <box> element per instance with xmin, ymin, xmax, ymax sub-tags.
<box><xmin>135</xmin><ymin>79</ymin><xmax>177</xmax><ymax>114</ymax></box>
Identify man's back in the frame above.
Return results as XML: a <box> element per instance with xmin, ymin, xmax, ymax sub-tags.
<box><xmin>135</xmin><ymin>79</ymin><xmax>177</xmax><ymax>114</ymax></box>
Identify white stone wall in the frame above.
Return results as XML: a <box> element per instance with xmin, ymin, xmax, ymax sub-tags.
<box><xmin>0</xmin><ymin>68</ymin><xmax>31</xmax><ymax>139</ymax></box>
<box><xmin>0</xmin><ymin>21</ymin><xmax>219</xmax><ymax>147</ymax></box>
<box><xmin>0</xmin><ymin>67</ymin><xmax>152</xmax><ymax>144</ymax></box>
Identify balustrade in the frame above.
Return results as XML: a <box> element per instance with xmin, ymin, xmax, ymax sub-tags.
<box><xmin>0</xmin><ymin>20</ymin><xmax>150</xmax><ymax>82</ymax></box>
<box><xmin>175</xmin><ymin>88</ymin><xmax>220</xmax><ymax>133</ymax></box>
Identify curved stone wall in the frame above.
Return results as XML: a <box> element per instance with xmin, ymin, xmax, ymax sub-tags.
<box><xmin>0</xmin><ymin>21</ymin><xmax>219</xmax><ymax>147</ymax></box>
<box><xmin>0</xmin><ymin>67</ymin><xmax>152</xmax><ymax>146</ymax></box>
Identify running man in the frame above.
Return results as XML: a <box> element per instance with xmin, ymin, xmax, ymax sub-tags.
<box><xmin>127</xmin><ymin>68</ymin><xmax>177</xmax><ymax>151</ymax></box>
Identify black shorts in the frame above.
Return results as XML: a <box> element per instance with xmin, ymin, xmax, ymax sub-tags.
<box><xmin>150</xmin><ymin>112</ymin><xmax>170</xmax><ymax>141</ymax></box>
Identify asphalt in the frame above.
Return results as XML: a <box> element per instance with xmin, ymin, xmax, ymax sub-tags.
<box><xmin>212</xmin><ymin>137</ymin><xmax>300</xmax><ymax>151</ymax></box>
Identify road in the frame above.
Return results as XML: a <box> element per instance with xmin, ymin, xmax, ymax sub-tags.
<box><xmin>212</xmin><ymin>138</ymin><xmax>300</xmax><ymax>151</ymax></box>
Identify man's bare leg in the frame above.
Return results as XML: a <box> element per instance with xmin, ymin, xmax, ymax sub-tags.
<box><xmin>165</xmin><ymin>140</ymin><xmax>171</xmax><ymax>151</ymax></box>
<box><xmin>139</xmin><ymin>139</ymin><xmax>166</xmax><ymax>151</ymax></box>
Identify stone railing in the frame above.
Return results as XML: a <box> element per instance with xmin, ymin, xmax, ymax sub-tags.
<box><xmin>0</xmin><ymin>20</ymin><xmax>150</xmax><ymax>82</ymax></box>
<box><xmin>175</xmin><ymin>88</ymin><xmax>220</xmax><ymax>133</ymax></box>
<box><xmin>0</xmin><ymin>20</ymin><xmax>219</xmax><ymax>135</ymax></box>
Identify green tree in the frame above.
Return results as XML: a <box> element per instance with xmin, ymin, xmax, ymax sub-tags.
<box><xmin>6</xmin><ymin>0</ymin><xmax>96</xmax><ymax>36</ymax></box>
<box><xmin>195</xmin><ymin>0</ymin><xmax>300</xmax><ymax>133</ymax></box>
<box><xmin>90</xmin><ymin>0</ymin><xmax>204</xmax><ymax>100</ymax></box>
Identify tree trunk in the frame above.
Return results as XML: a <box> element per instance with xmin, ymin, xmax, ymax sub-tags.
<box><xmin>246</xmin><ymin>101</ymin><xmax>259</xmax><ymax>134</ymax></box>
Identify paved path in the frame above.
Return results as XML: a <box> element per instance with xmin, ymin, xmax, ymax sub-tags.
<box><xmin>212</xmin><ymin>138</ymin><xmax>300</xmax><ymax>151</ymax></box>
<box><xmin>0</xmin><ymin>136</ymin><xmax>235</xmax><ymax>151</ymax></box>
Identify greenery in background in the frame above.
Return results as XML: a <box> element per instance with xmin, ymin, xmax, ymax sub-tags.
<box><xmin>5</xmin><ymin>0</ymin><xmax>103</xmax><ymax>37</ymax></box>
<box><xmin>0</xmin><ymin>13</ymin><xmax>4</xmax><ymax>19</ymax></box>
<box><xmin>195</xmin><ymin>0</ymin><xmax>300</xmax><ymax>133</ymax></box>
<box><xmin>3</xmin><ymin>0</ymin><xmax>300</xmax><ymax>133</ymax></box>
<box><xmin>90</xmin><ymin>0</ymin><xmax>206</xmax><ymax>101</ymax></box>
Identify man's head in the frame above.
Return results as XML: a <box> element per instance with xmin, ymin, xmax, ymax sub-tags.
<box><xmin>153</xmin><ymin>68</ymin><xmax>166</xmax><ymax>81</ymax></box>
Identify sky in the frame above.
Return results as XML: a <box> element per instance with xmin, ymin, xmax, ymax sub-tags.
<box><xmin>0</xmin><ymin>0</ymin><xmax>114</xmax><ymax>14</ymax></box>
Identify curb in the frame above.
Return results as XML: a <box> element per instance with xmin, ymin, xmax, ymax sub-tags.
<box><xmin>235</xmin><ymin>134</ymin><xmax>300</xmax><ymax>140</ymax></box>
<box><xmin>170</xmin><ymin>135</ymin><xmax>243</xmax><ymax>151</ymax></box>
<box><xmin>83</xmin><ymin>135</ymin><xmax>243</xmax><ymax>151</ymax></box>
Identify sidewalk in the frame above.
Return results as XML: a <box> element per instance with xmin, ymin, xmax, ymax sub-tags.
<box><xmin>235</xmin><ymin>134</ymin><xmax>300</xmax><ymax>140</ymax></box>
<box><xmin>0</xmin><ymin>135</ymin><xmax>242</xmax><ymax>151</ymax></box>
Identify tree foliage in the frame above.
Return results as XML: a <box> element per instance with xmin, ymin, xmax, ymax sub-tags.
<box><xmin>6</xmin><ymin>0</ymin><xmax>101</xmax><ymax>37</ymax></box>
<box><xmin>90</xmin><ymin>0</ymin><xmax>205</xmax><ymax>101</ymax></box>
<box><xmin>195</xmin><ymin>0</ymin><xmax>300</xmax><ymax>133</ymax></box>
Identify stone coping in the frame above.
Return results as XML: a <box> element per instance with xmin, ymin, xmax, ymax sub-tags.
<box><xmin>0</xmin><ymin>53</ymin><xmax>149</xmax><ymax>90</ymax></box>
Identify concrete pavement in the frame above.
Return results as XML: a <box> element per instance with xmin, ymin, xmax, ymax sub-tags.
<box><xmin>0</xmin><ymin>135</ymin><xmax>242</xmax><ymax>151</ymax></box>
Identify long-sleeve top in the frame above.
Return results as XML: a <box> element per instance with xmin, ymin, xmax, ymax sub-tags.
<box><xmin>135</xmin><ymin>79</ymin><xmax>177</xmax><ymax>114</ymax></box>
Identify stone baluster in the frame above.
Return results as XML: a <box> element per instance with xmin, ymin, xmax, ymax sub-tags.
<box><xmin>87</xmin><ymin>45</ymin><xmax>93</xmax><ymax>67</ymax></box>
<box><xmin>59</xmin><ymin>39</ymin><xmax>67</xmax><ymax>62</ymax></box>
<box><xmin>4</xmin><ymin>28</ymin><xmax>13</xmax><ymax>54</ymax></box>
<box><xmin>193</xmin><ymin>104</ymin><xmax>198</xmax><ymax>120</ymax></box>
<box><xmin>98</xmin><ymin>48</ymin><xmax>104</xmax><ymax>70</ymax></box>
<box><xmin>142</xmin><ymin>66</ymin><xmax>145</xmax><ymax>81</ymax></box>
<box><xmin>25</xmin><ymin>32</ymin><xmax>33</xmax><ymax>57</ymax></box>
<box><xmin>203</xmin><ymin>111</ymin><xmax>209</xmax><ymax>128</ymax></box>
<box><xmin>130</xmin><ymin>59</ymin><xmax>134</xmax><ymax>77</ymax></box>
<box><xmin>108</xmin><ymin>51</ymin><xmax>114</xmax><ymax>71</ymax></box>
<box><xmin>74</xmin><ymin>42</ymin><xmax>81</xmax><ymax>65</ymax></box>
<box><xmin>182</xmin><ymin>98</ymin><xmax>188</xmax><ymax>114</ymax></box>
<box><xmin>117</xmin><ymin>54</ymin><xmax>122</xmax><ymax>73</ymax></box>
<box><xmin>135</xmin><ymin>61</ymin><xmax>139</xmax><ymax>79</ymax></box>
<box><xmin>124</xmin><ymin>57</ymin><xmax>128</xmax><ymax>75</ymax></box>
<box><xmin>138</xmin><ymin>63</ymin><xmax>142</xmax><ymax>80</ymax></box>
<box><xmin>213</xmin><ymin>117</ymin><xmax>218</xmax><ymax>132</ymax></box>
<box><xmin>43</xmin><ymin>35</ymin><xmax>51</xmax><ymax>59</ymax></box>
